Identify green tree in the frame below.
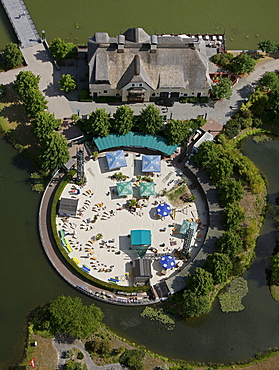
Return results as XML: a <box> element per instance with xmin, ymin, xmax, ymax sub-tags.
<box><xmin>3</xmin><ymin>42</ymin><xmax>23</xmax><ymax>70</ymax></box>
<box><xmin>49</xmin><ymin>38</ymin><xmax>77</xmax><ymax>60</ymax></box>
<box><xmin>39</xmin><ymin>132</ymin><xmax>70</xmax><ymax>171</ymax></box>
<box><xmin>59</xmin><ymin>74</ymin><xmax>77</xmax><ymax>92</ymax></box>
<box><xmin>139</xmin><ymin>104</ymin><xmax>163</xmax><ymax>135</ymax></box>
<box><xmin>217</xmin><ymin>229</ymin><xmax>242</xmax><ymax>260</ymax></box>
<box><xmin>211</xmin><ymin>77</ymin><xmax>233</xmax><ymax>100</ymax></box>
<box><xmin>218</xmin><ymin>179</ymin><xmax>244</xmax><ymax>205</ymax></box>
<box><xmin>87</xmin><ymin>108</ymin><xmax>111</xmax><ymax>137</ymax></box>
<box><xmin>194</xmin><ymin>141</ymin><xmax>224</xmax><ymax>169</ymax></box>
<box><xmin>90</xmin><ymin>338</ymin><xmax>111</xmax><ymax>356</ymax></box>
<box><xmin>14</xmin><ymin>71</ymin><xmax>40</xmax><ymax>98</ymax></box>
<box><xmin>271</xmin><ymin>253</ymin><xmax>279</xmax><ymax>281</ymax></box>
<box><xmin>269</xmin><ymin>87</ymin><xmax>279</xmax><ymax>117</ymax></box>
<box><xmin>223</xmin><ymin>203</ymin><xmax>245</xmax><ymax>230</ymax></box>
<box><xmin>209</xmin><ymin>157</ymin><xmax>233</xmax><ymax>184</ymax></box>
<box><xmin>32</xmin><ymin>111</ymin><xmax>61</xmax><ymax>139</ymax></box>
<box><xmin>229</xmin><ymin>53</ymin><xmax>257</xmax><ymax>75</ymax></box>
<box><xmin>24</xmin><ymin>89</ymin><xmax>48</xmax><ymax>118</ymax></box>
<box><xmin>259</xmin><ymin>72</ymin><xmax>279</xmax><ymax>91</ymax></box>
<box><xmin>187</xmin><ymin>267</ymin><xmax>214</xmax><ymax>296</ymax></box>
<box><xmin>164</xmin><ymin>120</ymin><xmax>193</xmax><ymax>145</ymax></box>
<box><xmin>47</xmin><ymin>296</ymin><xmax>103</xmax><ymax>339</ymax></box>
<box><xmin>181</xmin><ymin>290</ymin><xmax>212</xmax><ymax>318</ymax></box>
<box><xmin>258</xmin><ymin>39</ymin><xmax>279</xmax><ymax>54</ymax></box>
<box><xmin>204</xmin><ymin>253</ymin><xmax>232</xmax><ymax>284</ymax></box>
<box><xmin>119</xmin><ymin>349</ymin><xmax>145</xmax><ymax>370</ymax></box>
<box><xmin>112</xmin><ymin>105</ymin><xmax>134</xmax><ymax>135</ymax></box>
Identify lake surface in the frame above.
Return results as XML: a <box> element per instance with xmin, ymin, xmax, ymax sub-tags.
<box><xmin>1</xmin><ymin>0</ymin><xmax>279</xmax><ymax>50</ymax></box>
<box><xmin>1</xmin><ymin>133</ymin><xmax>279</xmax><ymax>368</ymax></box>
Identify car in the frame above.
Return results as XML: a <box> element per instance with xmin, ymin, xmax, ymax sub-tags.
<box><xmin>155</xmin><ymin>98</ymin><xmax>174</xmax><ymax>107</ymax></box>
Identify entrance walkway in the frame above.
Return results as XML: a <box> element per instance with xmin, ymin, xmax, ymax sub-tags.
<box><xmin>0</xmin><ymin>0</ymin><xmax>40</xmax><ymax>48</ymax></box>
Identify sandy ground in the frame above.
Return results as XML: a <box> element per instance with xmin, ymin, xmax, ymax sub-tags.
<box><xmin>56</xmin><ymin>152</ymin><xmax>208</xmax><ymax>287</ymax></box>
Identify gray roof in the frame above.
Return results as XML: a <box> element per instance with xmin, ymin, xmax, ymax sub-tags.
<box><xmin>88</xmin><ymin>28</ymin><xmax>211</xmax><ymax>91</ymax></box>
<box><xmin>58</xmin><ymin>198</ymin><xmax>79</xmax><ymax>217</ymax></box>
<box><xmin>132</xmin><ymin>258</ymin><xmax>152</xmax><ymax>278</ymax></box>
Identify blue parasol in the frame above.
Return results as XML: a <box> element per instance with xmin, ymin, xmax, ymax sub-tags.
<box><xmin>156</xmin><ymin>203</ymin><xmax>171</xmax><ymax>217</ymax></box>
<box><xmin>160</xmin><ymin>255</ymin><xmax>175</xmax><ymax>269</ymax></box>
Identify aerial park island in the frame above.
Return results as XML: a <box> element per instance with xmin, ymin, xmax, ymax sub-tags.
<box><xmin>1</xmin><ymin>0</ymin><xmax>279</xmax><ymax>367</ymax></box>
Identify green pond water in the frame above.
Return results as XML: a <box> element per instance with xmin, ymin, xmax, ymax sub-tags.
<box><xmin>1</xmin><ymin>0</ymin><xmax>279</xmax><ymax>49</ymax></box>
<box><xmin>1</xmin><ymin>134</ymin><xmax>279</xmax><ymax>368</ymax></box>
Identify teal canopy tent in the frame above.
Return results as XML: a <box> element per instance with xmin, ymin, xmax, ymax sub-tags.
<box><xmin>140</xmin><ymin>182</ymin><xmax>155</xmax><ymax>197</ymax></box>
<box><xmin>116</xmin><ymin>181</ymin><xmax>133</xmax><ymax>197</ymax></box>
<box><xmin>131</xmin><ymin>230</ymin><xmax>152</xmax><ymax>258</ymax></box>
<box><xmin>179</xmin><ymin>220</ymin><xmax>198</xmax><ymax>234</ymax></box>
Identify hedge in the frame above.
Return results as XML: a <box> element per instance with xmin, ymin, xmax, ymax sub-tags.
<box><xmin>50</xmin><ymin>170</ymin><xmax>150</xmax><ymax>293</ymax></box>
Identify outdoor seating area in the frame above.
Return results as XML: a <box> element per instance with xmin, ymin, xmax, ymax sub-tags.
<box><xmin>56</xmin><ymin>151</ymin><xmax>207</xmax><ymax>287</ymax></box>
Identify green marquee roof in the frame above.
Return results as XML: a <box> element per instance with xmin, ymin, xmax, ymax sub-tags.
<box><xmin>116</xmin><ymin>181</ymin><xmax>133</xmax><ymax>197</ymax></box>
<box><xmin>140</xmin><ymin>182</ymin><xmax>155</xmax><ymax>197</ymax></box>
<box><xmin>179</xmin><ymin>220</ymin><xmax>199</xmax><ymax>234</ymax></box>
<box><xmin>131</xmin><ymin>230</ymin><xmax>152</xmax><ymax>258</ymax></box>
<box><xmin>94</xmin><ymin>132</ymin><xmax>178</xmax><ymax>156</ymax></box>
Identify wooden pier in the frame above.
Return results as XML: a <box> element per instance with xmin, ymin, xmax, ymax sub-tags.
<box><xmin>0</xmin><ymin>0</ymin><xmax>40</xmax><ymax>48</ymax></box>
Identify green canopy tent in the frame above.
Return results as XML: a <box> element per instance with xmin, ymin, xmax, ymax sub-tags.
<box><xmin>116</xmin><ymin>181</ymin><xmax>133</xmax><ymax>197</ymax></box>
<box><xmin>131</xmin><ymin>230</ymin><xmax>152</xmax><ymax>258</ymax></box>
<box><xmin>139</xmin><ymin>182</ymin><xmax>155</xmax><ymax>197</ymax></box>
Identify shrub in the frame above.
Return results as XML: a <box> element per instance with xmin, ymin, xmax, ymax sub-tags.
<box><xmin>187</xmin><ymin>97</ymin><xmax>197</xmax><ymax>104</ymax></box>
<box><xmin>78</xmin><ymin>89</ymin><xmax>92</xmax><ymax>102</ymax></box>
<box><xmin>119</xmin><ymin>349</ymin><xmax>145</xmax><ymax>370</ymax></box>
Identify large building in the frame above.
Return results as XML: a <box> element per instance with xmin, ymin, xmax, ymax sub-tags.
<box><xmin>88</xmin><ymin>28</ymin><xmax>222</xmax><ymax>103</ymax></box>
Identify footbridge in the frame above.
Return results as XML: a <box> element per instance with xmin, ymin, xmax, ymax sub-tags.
<box><xmin>0</xmin><ymin>0</ymin><xmax>40</xmax><ymax>48</ymax></box>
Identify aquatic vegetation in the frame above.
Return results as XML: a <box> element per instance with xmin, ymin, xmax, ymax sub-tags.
<box><xmin>219</xmin><ymin>277</ymin><xmax>249</xmax><ymax>313</ymax></box>
<box><xmin>140</xmin><ymin>307</ymin><xmax>175</xmax><ymax>330</ymax></box>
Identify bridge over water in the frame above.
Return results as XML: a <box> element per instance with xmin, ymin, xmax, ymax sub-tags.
<box><xmin>0</xmin><ymin>0</ymin><xmax>40</xmax><ymax>48</ymax></box>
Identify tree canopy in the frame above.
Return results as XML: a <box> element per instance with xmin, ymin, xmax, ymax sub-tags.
<box><xmin>87</xmin><ymin>108</ymin><xmax>111</xmax><ymax>137</ymax></box>
<box><xmin>211</xmin><ymin>77</ymin><xmax>233</xmax><ymax>100</ymax></box>
<box><xmin>209</xmin><ymin>156</ymin><xmax>233</xmax><ymax>184</ymax></box>
<box><xmin>14</xmin><ymin>71</ymin><xmax>40</xmax><ymax>98</ymax></box>
<box><xmin>223</xmin><ymin>202</ymin><xmax>245</xmax><ymax>230</ymax></box>
<box><xmin>164</xmin><ymin>119</ymin><xmax>194</xmax><ymax>145</ymax></box>
<box><xmin>32</xmin><ymin>111</ymin><xmax>61</xmax><ymax>139</ymax></box>
<box><xmin>47</xmin><ymin>296</ymin><xmax>103</xmax><ymax>339</ymax></box>
<box><xmin>139</xmin><ymin>104</ymin><xmax>163</xmax><ymax>135</ymax></box>
<box><xmin>39</xmin><ymin>132</ymin><xmax>70</xmax><ymax>171</ymax></box>
<box><xmin>59</xmin><ymin>74</ymin><xmax>77</xmax><ymax>92</ymax></box>
<box><xmin>24</xmin><ymin>89</ymin><xmax>48</xmax><ymax>118</ymax></box>
<box><xmin>218</xmin><ymin>178</ymin><xmax>244</xmax><ymax>206</ymax></box>
<box><xmin>3</xmin><ymin>42</ymin><xmax>23</xmax><ymax>70</ymax></box>
<box><xmin>181</xmin><ymin>290</ymin><xmax>212</xmax><ymax>318</ymax></box>
<box><xmin>259</xmin><ymin>72</ymin><xmax>279</xmax><ymax>91</ymax></box>
<box><xmin>217</xmin><ymin>229</ymin><xmax>242</xmax><ymax>260</ymax></box>
<box><xmin>119</xmin><ymin>349</ymin><xmax>145</xmax><ymax>370</ymax></box>
<box><xmin>258</xmin><ymin>39</ymin><xmax>278</xmax><ymax>54</ymax></box>
<box><xmin>229</xmin><ymin>53</ymin><xmax>257</xmax><ymax>75</ymax></box>
<box><xmin>187</xmin><ymin>267</ymin><xmax>214</xmax><ymax>296</ymax></box>
<box><xmin>49</xmin><ymin>38</ymin><xmax>77</xmax><ymax>60</ymax></box>
<box><xmin>194</xmin><ymin>140</ymin><xmax>224</xmax><ymax>169</ymax></box>
<box><xmin>271</xmin><ymin>253</ymin><xmax>279</xmax><ymax>281</ymax></box>
<box><xmin>112</xmin><ymin>105</ymin><xmax>134</xmax><ymax>135</ymax></box>
<box><xmin>204</xmin><ymin>252</ymin><xmax>232</xmax><ymax>284</ymax></box>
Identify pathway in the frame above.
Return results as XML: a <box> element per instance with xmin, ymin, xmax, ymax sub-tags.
<box><xmin>52</xmin><ymin>338</ymin><xmax>125</xmax><ymax>370</ymax></box>
<box><xmin>0</xmin><ymin>0</ymin><xmax>40</xmax><ymax>48</ymax></box>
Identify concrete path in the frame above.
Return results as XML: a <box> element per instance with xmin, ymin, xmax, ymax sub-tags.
<box><xmin>52</xmin><ymin>338</ymin><xmax>125</xmax><ymax>370</ymax></box>
<box><xmin>0</xmin><ymin>0</ymin><xmax>39</xmax><ymax>48</ymax></box>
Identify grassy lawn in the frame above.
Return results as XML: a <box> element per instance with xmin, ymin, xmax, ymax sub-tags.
<box><xmin>167</xmin><ymin>183</ymin><xmax>188</xmax><ymax>207</ymax></box>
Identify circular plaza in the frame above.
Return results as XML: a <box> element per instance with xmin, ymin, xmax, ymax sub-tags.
<box><xmin>56</xmin><ymin>150</ymin><xmax>208</xmax><ymax>295</ymax></box>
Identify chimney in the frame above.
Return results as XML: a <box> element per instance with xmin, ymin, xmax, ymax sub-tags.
<box><xmin>117</xmin><ymin>34</ymin><xmax>125</xmax><ymax>53</ymax></box>
<box><xmin>150</xmin><ymin>35</ymin><xmax>158</xmax><ymax>53</ymax></box>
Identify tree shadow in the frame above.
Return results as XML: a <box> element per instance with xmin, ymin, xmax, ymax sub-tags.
<box><xmin>236</xmin><ymin>83</ymin><xmax>254</xmax><ymax>99</ymax></box>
